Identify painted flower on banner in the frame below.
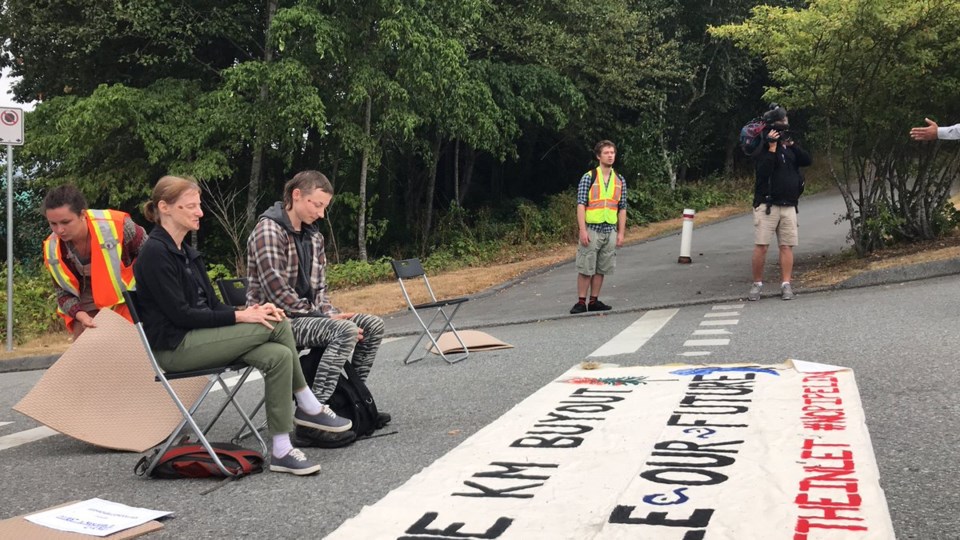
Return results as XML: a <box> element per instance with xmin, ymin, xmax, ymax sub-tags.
<box><xmin>562</xmin><ymin>376</ymin><xmax>648</xmax><ymax>386</ymax></box>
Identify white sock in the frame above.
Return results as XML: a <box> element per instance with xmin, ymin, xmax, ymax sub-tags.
<box><xmin>272</xmin><ymin>433</ymin><xmax>293</xmax><ymax>459</ymax></box>
<box><xmin>294</xmin><ymin>388</ymin><xmax>322</xmax><ymax>415</ymax></box>
<box><xmin>754</xmin><ymin>281</ymin><xmax>762</xmax><ymax>287</ymax></box>
<box><xmin>782</xmin><ymin>281</ymin><xmax>790</xmax><ymax>287</ymax></box>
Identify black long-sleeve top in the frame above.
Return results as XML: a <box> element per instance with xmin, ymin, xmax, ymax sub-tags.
<box><xmin>133</xmin><ymin>225</ymin><xmax>235</xmax><ymax>350</ymax></box>
<box><xmin>753</xmin><ymin>142</ymin><xmax>813</xmax><ymax>208</ymax></box>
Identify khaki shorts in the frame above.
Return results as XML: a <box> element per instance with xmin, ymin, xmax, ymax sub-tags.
<box><xmin>753</xmin><ymin>204</ymin><xmax>798</xmax><ymax>246</ymax></box>
<box><xmin>576</xmin><ymin>229</ymin><xmax>617</xmax><ymax>275</ymax></box>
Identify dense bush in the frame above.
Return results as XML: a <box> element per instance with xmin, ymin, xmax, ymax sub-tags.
<box><xmin>0</xmin><ymin>263</ymin><xmax>61</xmax><ymax>344</ymax></box>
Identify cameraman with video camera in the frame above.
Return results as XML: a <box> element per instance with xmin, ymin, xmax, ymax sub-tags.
<box><xmin>748</xmin><ymin>104</ymin><xmax>812</xmax><ymax>301</ymax></box>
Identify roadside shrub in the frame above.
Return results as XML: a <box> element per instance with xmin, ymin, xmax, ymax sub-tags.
<box><xmin>326</xmin><ymin>257</ymin><xmax>393</xmax><ymax>289</ymax></box>
<box><xmin>0</xmin><ymin>263</ymin><xmax>61</xmax><ymax>344</ymax></box>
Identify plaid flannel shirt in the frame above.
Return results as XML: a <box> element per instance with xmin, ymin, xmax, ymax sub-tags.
<box><xmin>246</xmin><ymin>218</ymin><xmax>338</xmax><ymax>317</ymax></box>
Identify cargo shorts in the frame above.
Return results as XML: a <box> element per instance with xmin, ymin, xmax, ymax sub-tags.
<box><xmin>754</xmin><ymin>204</ymin><xmax>798</xmax><ymax>247</ymax></box>
<box><xmin>576</xmin><ymin>228</ymin><xmax>617</xmax><ymax>276</ymax></box>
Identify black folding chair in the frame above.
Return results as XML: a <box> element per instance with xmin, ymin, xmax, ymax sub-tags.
<box><xmin>391</xmin><ymin>258</ymin><xmax>470</xmax><ymax>365</ymax></box>
<box><xmin>216</xmin><ymin>277</ymin><xmax>249</xmax><ymax>307</ymax></box>
<box><xmin>124</xmin><ymin>289</ymin><xmax>267</xmax><ymax>477</ymax></box>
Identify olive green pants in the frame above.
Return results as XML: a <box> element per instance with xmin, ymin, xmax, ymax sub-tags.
<box><xmin>154</xmin><ymin>319</ymin><xmax>306</xmax><ymax>435</ymax></box>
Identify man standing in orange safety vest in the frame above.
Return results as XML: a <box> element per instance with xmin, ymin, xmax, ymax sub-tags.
<box><xmin>570</xmin><ymin>140</ymin><xmax>627</xmax><ymax>314</ymax></box>
<box><xmin>41</xmin><ymin>185</ymin><xmax>147</xmax><ymax>338</ymax></box>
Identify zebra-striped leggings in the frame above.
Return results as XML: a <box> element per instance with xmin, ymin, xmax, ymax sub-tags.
<box><xmin>289</xmin><ymin>313</ymin><xmax>384</xmax><ymax>404</ymax></box>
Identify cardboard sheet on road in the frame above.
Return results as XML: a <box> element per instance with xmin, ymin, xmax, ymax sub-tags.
<box><xmin>13</xmin><ymin>309</ymin><xmax>206</xmax><ymax>452</ymax></box>
<box><xmin>429</xmin><ymin>330</ymin><xmax>513</xmax><ymax>355</ymax></box>
<box><xmin>326</xmin><ymin>361</ymin><xmax>894</xmax><ymax>539</ymax></box>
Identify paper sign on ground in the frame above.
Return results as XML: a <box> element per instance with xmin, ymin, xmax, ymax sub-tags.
<box><xmin>326</xmin><ymin>362</ymin><xmax>894</xmax><ymax>539</ymax></box>
<box><xmin>25</xmin><ymin>499</ymin><xmax>170</xmax><ymax>537</ymax></box>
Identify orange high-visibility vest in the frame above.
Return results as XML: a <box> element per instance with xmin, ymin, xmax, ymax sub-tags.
<box><xmin>43</xmin><ymin>209</ymin><xmax>135</xmax><ymax>331</ymax></box>
<box><xmin>584</xmin><ymin>167</ymin><xmax>623</xmax><ymax>225</ymax></box>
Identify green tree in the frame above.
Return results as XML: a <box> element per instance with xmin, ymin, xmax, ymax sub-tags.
<box><xmin>713</xmin><ymin>0</ymin><xmax>960</xmax><ymax>254</ymax></box>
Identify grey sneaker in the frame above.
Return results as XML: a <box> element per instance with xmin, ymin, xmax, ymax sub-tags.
<box><xmin>748</xmin><ymin>283</ymin><xmax>762</xmax><ymax>301</ymax></box>
<box><xmin>295</xmin><ymin>405</ymin><xmax>353</xmax><ymax>433</ymax></box>
<box><xmin>270</xmin><ymin>448</ymin><xmax>321</xmax><ymax>475</ymax></box>
<box><xmin>781</xmin><ymin>283</ymin><xmax>795</xmax><ymax>300</ymax></box>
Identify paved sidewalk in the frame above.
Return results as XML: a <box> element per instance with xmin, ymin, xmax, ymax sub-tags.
<box><xmin>382</xmin><ymin>191</ymin><xmax>960</xmax><ymax>336</ymax></box>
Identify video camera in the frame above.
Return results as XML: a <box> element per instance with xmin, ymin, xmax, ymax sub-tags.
<box><xmin>762</xmin><ymin>103</ymin><xmax>794</xmax><ymax>142</ymax></box>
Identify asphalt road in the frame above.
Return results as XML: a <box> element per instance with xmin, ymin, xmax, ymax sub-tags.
<box><xmin>2</xmin><ymin>191</ymin><xmax>958</xmax><ymax>538</ymax></box>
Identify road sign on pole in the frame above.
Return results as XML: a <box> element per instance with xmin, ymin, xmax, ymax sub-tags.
<box><xmin>4</xmin><ymin>107</ymin><xmax>23</xmax><ymax>350</ymax></box>
<box><xmin>0</xmin><ymin>108</ymin><xmax>24</xmax><ymax>146</ymax></box>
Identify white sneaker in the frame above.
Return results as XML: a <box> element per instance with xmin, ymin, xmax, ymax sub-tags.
<box><xmin>748</xmin><ymin>283</ymin><xmax>762</xmax><ymax>301</ymax></box>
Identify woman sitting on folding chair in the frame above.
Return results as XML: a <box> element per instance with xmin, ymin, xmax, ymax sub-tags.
<box><xmin>133</xmin><ymin>175</ymin><xmax>335</xmax><ymax>476</ymax></box>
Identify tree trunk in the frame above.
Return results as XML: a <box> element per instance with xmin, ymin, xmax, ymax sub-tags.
<box><xmin>243</xmin><ymin>0</ymin><xmax>278</xmax><ymax>231</ymax></box>
<box><xmin>421</xmin><ymin>132</ymin><xmax>442</xmax><ymax>252</ymax></box>
<box><xmin>326</xmin><ymin>155</ymin><xmax>340</xmax><ymax>264</ymax></box>
<box><xmin>357</xmin><ymin>94</ymin><xmax>372</xmax><ymax>263</ymax></box>
<box><xmin>453</xmin><ymin>139</ymin><xmax>460</xmax><ymax>205</ymax></box>
<box><xmin>459</xmin><ymin>145</ymin><xmax>476</xmax><ymax>205</ymax></box>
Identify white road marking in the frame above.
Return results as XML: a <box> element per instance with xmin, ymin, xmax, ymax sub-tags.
<box><xmin>713</xmin><ymin>304</ymin><xmax>744</xmax><ymax>309</ymax></box>
<box><xmin>679</xmin><ymin>351</ymin><xmax>712</xmax><ymax>357</ymax></box>
<box><xmin>700</xmin><ymin>319</ymin><xmax>739</xmax><ymax>326</ymax></box>
<box><xmin>705</xmin><ymin>312</ymin><xmax>740</xmax><ymax>317</ymax></box>
<box><xmin>693</xmin><ymin>329</ymin><xmax>732</xmax><ymax>336</ymax></box>
<box><xmin>0</xmin><ymin>422</ymin><xmax>12</xmax><ymax>428</ymax></box>
<box><xmin>383</xmin><ymin>337</ymin><xmax>402</xmax><ymax>344</ymax></box>
<box><xmin>212</xmin><ymin>370</ymin><xmax>264</xmax><ymax>393</ymax></box>
<box><xmin>588</xmin><ymin>309</ymin><xmax>679</xmax><ymax>357</ymax></box>
<box><xmin>683</xmin><ymin>339</ymin><xmax>730</xmax><ymax>347</ymax></box>
<box><xmin>0</xmin><ymin>426</ymin><xmax>59</xmax><ymax>451</ymax></box>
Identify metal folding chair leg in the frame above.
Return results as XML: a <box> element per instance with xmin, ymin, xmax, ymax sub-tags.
<box><xmin>231</xmin><ymin>396</ymin><xmax>268</xmax><ymax>445</ymax></box>
<box><xmin>403</xmin><ymin>302</ymin><xmax>469</xmax><ymax>365</ymax></box>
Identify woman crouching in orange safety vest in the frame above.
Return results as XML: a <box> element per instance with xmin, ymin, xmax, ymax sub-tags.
<box><xmin>41</xmin><ymin>185</ymin><xmax>147</xmax><ymax>338</ymax></box>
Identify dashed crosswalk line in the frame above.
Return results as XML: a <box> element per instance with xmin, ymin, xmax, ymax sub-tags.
<box><xmin>679</xmin><ymin>351</ymin><xmax>712</xmax><ymax>357</ymax></box>
<box><xmin>705</xmin><ymin>311</ymin><xmax>740</xmax><ymax>317</ymax></box>
<box><xmin>683</xmin><ymin>338</ymin><xmax>731</xmax><ymax>347</ymax></box>
<box><xmin>700</xmin><ymin>319</ymin><xmax>738</xmax><ymax>326</ymax></box>
<box><xmin>713</xmin><ymin>304</ymin><xmax>745</xmax><ymax>309</ymax></box>
<box><xmin>0</xmin><ymin>421</ymin><xmax>12</xmax><ymax>429</ymax></box>
<box><xmin>693</xmin><ymin>328</ymin><xmax>732</xmax><ymax>336</ymax></box>
<box><xmin>588</xmin><ymin>308</ymin><xmax>679</xmax><ymax>357</ymax></box>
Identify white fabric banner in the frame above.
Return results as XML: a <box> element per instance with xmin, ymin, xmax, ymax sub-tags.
<box><xmin>326</xmin><ymin>362</ymin><xmax>895</xmax><ymax>540</ymax></box>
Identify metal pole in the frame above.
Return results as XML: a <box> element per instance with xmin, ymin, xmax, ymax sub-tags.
<box><xmin>6</xmin><ymin>144</ymin><xmax>13</xmax><ymax>351</ymax></box>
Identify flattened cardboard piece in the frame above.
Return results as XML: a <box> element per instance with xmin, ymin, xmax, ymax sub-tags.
<box><xmin>13</xmin><ymin>309</ymin><xmax>207</xmax><ymax>452</ymax></box>
<box><xmin>428</xmin><ymin>330</ymin><xmax>513</xmax><ymax>355</ymax></box>
<box><xmin>0</xmin><ymin>501</ymin><xmax>163</xmax><ymax>539</ymax></box>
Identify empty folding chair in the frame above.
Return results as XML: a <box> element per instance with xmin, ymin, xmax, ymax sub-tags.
<box><xmin>391</xmin><ymin>258</ymin><xmax>470</xmax><ymax>364</ymax></box>
<box><xmin>124</xmin><ymin>289</ymin><xmax>267</xmax><ymax>477</ymax></box>
<box><xmin>216</xmin><ymin>277</ymin><xmax>250</xmax><ymax>308</ymax></box>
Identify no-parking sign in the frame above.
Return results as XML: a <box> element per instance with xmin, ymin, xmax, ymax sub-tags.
<box><xmin>0</xmin><ymin>107</ymin><xmax>24</xmax><ymax>145</ymax></box>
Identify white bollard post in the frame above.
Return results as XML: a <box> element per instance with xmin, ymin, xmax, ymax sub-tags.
<box><xmin>678</xmin><ymin>208</ymin><xmax>695</xmax><ymax>264</ymax></box>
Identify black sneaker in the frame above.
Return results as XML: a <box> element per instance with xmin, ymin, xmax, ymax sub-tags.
<box><xmin>570</xmin><ymin>302</ymin><xmax>587</xmax><ymax>314</ymax></box>
<box><xmin>293</xmin><ymin>425</ymin><xmax>357</xmax><ymax>449</ymax></box>
<box><xmin>376</xmin><ymin>411</ymin><xmax>392</xmax><ymax>429</ymax></box>
<box><xmin>588</xmin><ymin>300</ymin><xmax>612</xmax><ymax>311</ymax></box>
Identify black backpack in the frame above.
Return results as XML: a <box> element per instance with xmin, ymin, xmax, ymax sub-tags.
<box><xmin>135</xmin><ymin>442</ymin><xmax>264</xmax><ymax>479</ymax></box>
<box><xmin>328</xmin><ymin>360</ymin><xmax>380</xmax><ymax>437</ymax></box>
